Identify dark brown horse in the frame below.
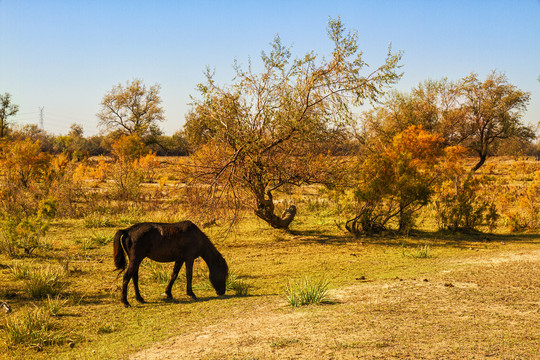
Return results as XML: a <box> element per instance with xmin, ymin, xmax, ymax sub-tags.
<box><xmin>113</xmin><ymin>221</ymin><xmax>228</xmax><ymax>307</ymax></box>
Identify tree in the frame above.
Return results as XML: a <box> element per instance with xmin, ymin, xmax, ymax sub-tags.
<box><xmin>185</xmin><ymin>18</ymin><xmax>402</xmax><ymax>229</ymax></box>
<box><xmin>0</xmin><ymin>93</ymin><xmax>19</xmax><ymax>138</ymax></box>
<box><xmin>460</xmin><ymin>71</ymin><xmax>533</xmax><ymax>171</ymax></box>
<box><xmin>97</xmin><ymin>79</ymin><xmax>164</xmax><ymax>137</ymax></box>
<box><xmin>361</xmin><ymin>72</ymin><xmax>534</xmax><ymax>172</ymax></box>
<box><xmin>359</xmin><ymin>79</ymin><xmax>466</xmax><ymax>147</ymax></box>
<box><xmin>346</xmin><ymin>126</ymin><xmax>452</xmax><ymax>235</ymax></box>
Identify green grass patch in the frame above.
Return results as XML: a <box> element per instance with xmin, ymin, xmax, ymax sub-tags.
<box><xmin>285</xmin><ymin>276</ymin><xmax>332</xmax><ymax>307</ymax></box>
<box><xmin>3</xmin><ymin>308</ymin><xmax>68</xmax><ymax>350</ymax></box>
<box><xmin>401</xmin><ymin>244</ymin><xmax>434</xmax><ymax>258</ymax></box>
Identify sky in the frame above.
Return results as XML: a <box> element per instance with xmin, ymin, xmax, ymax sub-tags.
<box><xmin>1</xmin><ymin>0</ymin><xmax>539</xmax><ymax>136</ymax></box>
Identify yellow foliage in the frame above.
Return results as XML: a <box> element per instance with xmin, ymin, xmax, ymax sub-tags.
<box><xmin>72</xmin><ymin>156</ymin><xmax>110</xmax><ymax>183</ymax></box>
<box><xmin>135</xmin><ymin>152</ymin><xmax>159</xmax><ymax>182</ymax></box>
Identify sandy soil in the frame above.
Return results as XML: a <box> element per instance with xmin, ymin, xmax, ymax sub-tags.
<box><xmin>131</xmin><ymin>250</ymin><xmax>540</xmax><ymax>360</ymax></box>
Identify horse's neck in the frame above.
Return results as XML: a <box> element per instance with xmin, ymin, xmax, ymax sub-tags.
<box><xmin>200</xmin><ymin>242</ymin><xmax>221</xmax><ymax>265</ymax></box>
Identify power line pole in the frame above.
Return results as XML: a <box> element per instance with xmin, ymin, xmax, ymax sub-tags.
<box><xmin>39</xmin><ymin>107</ymin><xmax>44</xmax><ymax>130</ymax></box>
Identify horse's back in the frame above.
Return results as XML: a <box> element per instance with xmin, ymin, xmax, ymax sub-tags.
<box><xmin>125</xmin><ymin>221</ymin><xmax>206</xmax><ymax>262</ymax></box>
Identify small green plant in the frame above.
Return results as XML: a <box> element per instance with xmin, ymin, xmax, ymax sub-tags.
<box><xmin>44</xmin><ymin>295</ymin><xmax>68</xmax><ymax>316</ymax></box>
<box><xmin>227</xmin><ymin>275</ymin><xmax>250</xmax><ymax>296</ymax></box>
<box><xmin>3</xmin><ymin>307</ymin><xmax>67</xmax><ymax>349</ymax></box>
<box><xmin>143</xmin><ymin>260</ymin><xmax>172</xmax><ymax>285</ymax></box>
<box><xmin>10</xmin><ymin>261</ymin><xmax>34</xmax><ymax>280</ymax></box>
<box><xmin>83</xmin><ymin>214</ymin><xmax>114</xmax><ymax>228</ymax></box>
<box><xmin>231</xmin><ymin>280</ymin><xmax>250</xmax><ymax>296</ymax></box>
<box><xmin>97</xmin><ymin>322</ymin><xmax>116</xmax><ymax>334</ymax></box>
<box><xmin>77</xmin><ymin>237</ymin><xmax>95</xmax><ymax>251</ymax></box>
<box><xmin>401</xmin><ymin>245</ymin><xmax>433</xmax><ymax>259</ymax></box>
<box><xmin>89</xmin><ymin>232</ymin><xmax>113</xmax><ymax>246</ymax></box>
<box><xmin>270</xmin><ymin>337</ymin><xmax>299</xmax><ymax>348</ymax></box>
<box><xmin>24</xmin><ymin>265</ymin><xmax>67</xmax><ymax>299</ymax></box>
<box><xmin>285</xmin><ymin>276</ymin><xmax>331</xmax><ymax>307</ymax></box>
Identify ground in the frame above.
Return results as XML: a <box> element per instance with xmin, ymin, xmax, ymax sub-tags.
<box><xmin>130</xmin><ymin>249</ymin><xmax>540</xmax><ymax>360</ymax></box>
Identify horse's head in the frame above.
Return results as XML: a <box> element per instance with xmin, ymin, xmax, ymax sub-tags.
<box><xmin>209</xmin><ymin>255</ymin><xmax>228</xmax><ymax>296</ymax></box>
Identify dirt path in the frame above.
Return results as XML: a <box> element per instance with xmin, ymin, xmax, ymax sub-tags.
<box><xmin>131</xmin><ymin>250</ymin><xmax>540</xmax><ymax>359</ymax></box>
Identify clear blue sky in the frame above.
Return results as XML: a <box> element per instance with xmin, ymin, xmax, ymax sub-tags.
<box><xmin>1</xmin><ymin>0</ymin><xmax>539</xmax><ymax>136</ymax></box>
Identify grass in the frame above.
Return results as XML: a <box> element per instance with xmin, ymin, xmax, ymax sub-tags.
<box><xmin>285</xmin><ymin>276</ymin><xmax>331</xmax><ymax>307</ymax></box>
<box><xmin>24</xmin><ymin>266</ymin><xmax>66</xmax><ymax>300</ymax></box>
<box><xmin>1</xmin><ymin>212</ymin><xmax>539</xmax><ymax>359</ymax></box>
<box><xmin>400</xmin><ymin>244</ymin><xmax>434</xmax><ymax>258</ymax></box>
<box><xmin>10</xmin><ymin>264</ymin><xmax>67</xmax><ymax>300</ymax></box>
<box><xmin>3</xmin><ymin>308</ymin><xmax>67</xmax><ymax>350</ymax></box>
<box><xmin>43</xmin><ymin>296</ymin><xmax>68</xmax><ymax>317</ymax></box>
<box><xmin>142</xmin><ymin>260</ymin><xmax>172</xmax><ymax>285</ymax></box>
<box><xmin>83</xmin><ymin>214</ymin><xmax>115</xmax><ymax>228</ymax></box>
<box><xmin>226</xmin><ymin>272</ymin><xmax>250</xmax><ymax>296</ymax></box>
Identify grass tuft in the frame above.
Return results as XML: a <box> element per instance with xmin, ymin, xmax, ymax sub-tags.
<box><xmin>97</xmin><ymin>322</ymin><xmax>116</xmax><ymax>334</ymax></box>
<box><xmin>10</xmin><ymin>262</ymin><xmax>34</xmax><ymax>280</ymax></box>
<box><xmin>226</xmin><ymin>273</ymin><xmax>250</xmax><ymax>296</ymax></box>
<box><xmin>142</xmin><ymin>260</ymin><xmax>173</xmax><ymax>285</ymax></box>
<box><xmin>401</xmin><ymin>244</ymin><xmax>433</xmax><ymax>259</ymax></box>
<box><xmin>285</xmin><ymin>276</ymin><xmax>331</xmax><ymax>307</ymax></box>
<box><xmin>83</xmin><ymin>214</ymin><xmax>115</xmax><ymax>228</ymax></box>
<box><xmin>23</xmin><ymin>265</ymin><xmax>67</xmax><ymax>299</ymax></box>
<box><xmin>3</xmin><ymin>307</ymin><xmax>67</xmax><ymax>349</ymax></box>
<box><xmin>89</xmin><ymin>232</ymin><xmax>113</xmax><ymax>246</ymax></box>
<box><xmin>44</xmin><ymin>295</ymin><xmax>69</xmax><ymax>317</ymax></box>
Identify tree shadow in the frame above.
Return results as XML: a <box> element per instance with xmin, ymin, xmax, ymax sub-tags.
<box><xmin>288</xmin><ymin>227</ymin><xmax>540</xmax><ymax>249</ymax></box>
<box><xmin>289</xmin><ymin>229</ymin><xmax>353</xmax><ymax>245</ymax></box>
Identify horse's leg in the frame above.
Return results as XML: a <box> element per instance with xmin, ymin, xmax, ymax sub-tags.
<box><xmin>165</xmin><ymin>260</ymin><xmax>184</xmax><ymax>299</ymax></box>
<box><xmin>131</xmin><ymin>259</ymin><xmax>145</xmax><ymax>304</ymax></box>
<box><xmin>185</xmin><ymin>258</ymin><xmax>197</xmax><ymax>300</ymax></box>
<box><xmin>121</xmin><ymin>260</ymin><xmax>136</xmax><ymax>307</ymax></box>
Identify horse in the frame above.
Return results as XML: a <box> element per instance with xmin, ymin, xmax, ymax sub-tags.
<box><xmin>113</xmin><ymin>220</ymin><xmax>228</xmax><ymax>307</ymax></box>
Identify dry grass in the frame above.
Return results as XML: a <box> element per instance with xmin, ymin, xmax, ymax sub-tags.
<box><xmin>131</xmin><ymin>249</ymin><xmax>540</xmax><ymax>360</ymax></box>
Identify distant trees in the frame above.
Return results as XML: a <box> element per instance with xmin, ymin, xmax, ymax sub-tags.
<box><xmin>0</xmin><ymin>93</ymin><xmax>19</xmax><ymax>138</ymax></box>
<box><xmin>97</xmin><ymin>79</ymin><xmax>164</xmax><ymax>138</ymax></box>
<box><xmin>460</xmin><ymin>71</ymin><xmax>533</xmax><ymax>171</ymax></box>
<box><xmin>361</xmin><ymin>71</ymin><xmax>534</xmax><ymax>171</ymax></box>
<box><xmin>184</xmin><ymin>18</ymin><xmax>402</xmax><ymax>229</ymax></box>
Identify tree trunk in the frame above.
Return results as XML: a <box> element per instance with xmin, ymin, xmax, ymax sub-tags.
<box><xmin>471</xmin><ymin>152</ymin><xmax>487</xmax><ymax>172</ymax></box>
<box><xmin>254</xmin><ymin>191</ymin><xmax>297</xmax><ymax>229</ymax></box>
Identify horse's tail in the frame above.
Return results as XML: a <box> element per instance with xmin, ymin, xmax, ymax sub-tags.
<box><xmin>113</xmin><ymin>229</ymin><xmax>128</xmax><ymax>271</ymax></box>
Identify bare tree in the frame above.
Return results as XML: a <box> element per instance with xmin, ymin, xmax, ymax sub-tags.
<box><xmin>185</xmin><ymin>18</ymin><xmax>402</xmax><ymax>229</ymax></box>
<box><xmin>461</xmin><ymin>71</ymin><xmax>533</xmax><ymax>171</ymax></box>
<box><xmin>0</xmin><ymin>93</ymin><xmax>19</xmax><ymax>138</ymax></box>
<box><xmin>97</xmin><ymin>79</ymin><xmax>164</xmax><ymax>137</ymax></box>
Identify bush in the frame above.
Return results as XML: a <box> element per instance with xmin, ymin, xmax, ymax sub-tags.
<box><xmin>0</xmin><ymin>199</ymin><xmax>57</xmax><ymax>257</ymax></box>
<box><xmin>502</xmin><ymin>170</ymin><xmax>540</xmax><ymax>232</ymax></box>
<box><xmin>347</xmin><ymin>126</ymin><xmax>451</xmax><ymax>236</ymax></box>
<box><xmin>434</xmin><ymin>174</ymin><xmax>496</xmax><ymax>232</ymax></box>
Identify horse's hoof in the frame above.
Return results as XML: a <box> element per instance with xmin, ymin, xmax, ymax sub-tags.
<box><xmin>123</xmin><ymin>302</ymin><xmax>131</xmax><ymax>308</ymax></box>
<box><xmin>136</xmin><ymin>298</ymin><xmax>146</xmax><ymax>304</ymax></box>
